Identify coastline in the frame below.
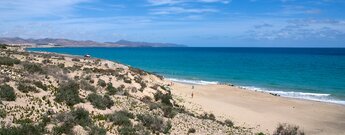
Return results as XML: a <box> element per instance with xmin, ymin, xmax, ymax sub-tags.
<box><xmin>26</xmin><ymin>48</ymin><xmax>345</xmax><ymax>134</ymax></box>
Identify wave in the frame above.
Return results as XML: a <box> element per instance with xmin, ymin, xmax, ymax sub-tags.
<box><xmin>167</xmin><ymin>78</ymin><xmax>219</xmax><ymax>85</ymax></box>
<box><xmin>240</xmin><ymin>86</ymin><xmax>345</xmax><ymax>105</ymax></box>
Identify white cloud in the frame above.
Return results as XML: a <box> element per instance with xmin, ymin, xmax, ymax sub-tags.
<box><xmin>150</xmin><ymin>7</ymin><xmax>218</xmax><ymax>14</ymax></box>
<box><xmin>147</xmin><ymin>0</ymin><xmax>231</xmax><ymax>6</ymax></box>
<box><xmin>0</xmin><ymin>0</ymin><xmax>92</xmax><ymax>20</ymax></box>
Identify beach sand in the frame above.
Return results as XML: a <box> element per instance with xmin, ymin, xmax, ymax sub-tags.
<box><xmin>170</xmin><ymin>82</ymin><xmax>345</xmax><ymax>135</ymax></box>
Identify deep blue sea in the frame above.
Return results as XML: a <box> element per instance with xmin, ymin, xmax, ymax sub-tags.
<box><xmin>28</xmin><ymin>47</ymin><xmax>345</xmax><ymax>105</ymax></box>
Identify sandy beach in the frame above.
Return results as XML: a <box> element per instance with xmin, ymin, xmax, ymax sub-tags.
<box><xmin>170</xmin><ymin>82</ymin><xmax>345</xmax><ymax>135</ymax></box>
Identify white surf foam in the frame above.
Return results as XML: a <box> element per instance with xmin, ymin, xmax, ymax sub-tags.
<box><xmin>167</xmin><ymin>78</ymin><xmax>219</xmax><ymax>85</ymax></box>
<box><xmin>240</xmin><ymin>86</ymin><xmax>345</xmax><ymax>105</ymax></box>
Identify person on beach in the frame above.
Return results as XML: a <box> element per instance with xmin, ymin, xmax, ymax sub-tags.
<box><xmin>191</xmin><ymin>85</ymin><xmax>194</xmax><ymax>98</ymax></box>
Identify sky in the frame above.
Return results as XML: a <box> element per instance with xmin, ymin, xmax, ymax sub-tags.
<box><xmin>0</xmin><ymin>0</ymin><xmax>345</xmax><ymax>47</ymax></box>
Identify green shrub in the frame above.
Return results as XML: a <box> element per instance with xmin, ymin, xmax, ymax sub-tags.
<box><xmin>200</xmin><ymin>113</ymin><xmax>216</xmax><ymax>121</ymax></box>
<box><xmin>89</xmin><ymin>125</ymin><xmax>106</xmax><ymax>135</ymax></box>
<box><xmin>54</xmin><ymin>108</ymin><xmax>93</xmax><ymax>134</ymax></box>
<box><xmin>154</xmin><ymin>91</ymin><xmax>173</xmax><ymax>106</ymax></box>
<box><xmin>163</xmin><ymin>120</ymin><xmax>172</xmax><ymax>134</ymax></box>
<box><xmin>97</xmin><ymin>79</ymin><xmax>107</xmax><ymax>87</ymax></box>
<box><xmin>0</xmin><ymin>84</ymin><xmax>16</xmax><ymax>101</ymax></box>
<box><xmin>80</xmin><ymin>80</ymin><xmax>96</xmax><ymax>92</ymax></box>
<box><xmin>42</xmin><ymin>59</ymin><xmax>52</xmax><ymax>64</ymax></box>
<box><xmin>139</xmin><ymin>82</ymin><xmax>147</xmax><ymax>92</ymax></box>
<box><xmin>108</xmin><ymin>110</ymin><xmax>134</xmax><ymax>126</ymax></box>
<box><xmin>161</xmin><ymin>105</ymin><xmax>178</xmax><ymax>118</ymax></box>
<box><xmin>17</xmin><ymin>82</ymin><xmax>39</xmax><ymax>93</ymax></box>
<box><xmin>0</xmin><ymin>109</ymin><xmax>6</xmax><ymax>118</ymax></box>
<box><xmin>0</xmin><ymin>124</ymin><xmax>44</xmax><ymax>135</ymax></box>
<box><xmin>106</xmin><ymin>83</ymin><xmax>117</xmax><ymax>95</ymax></box>
<box><xmin>137</xmin><ymin>114</ymin><xmax>165</xmax><ymax>133</ymax></box>
<box><xmin>224</xmin><ymin>119</ymin><xmax>234</xmax><ymax>127</ymax></box>
<box><xmin>0</xmin><ymin>57</ymin><xmax>20</xmax><ymax>66</ymax></box>
<box><xmin>0</xmin><ymin>44</ymin><xmax>7</xmax><ymax>49</ymax></box>
<box><xmin>71</xmin><ymin>108</ymin><xmax>92</xmax><ymax>127</ymax></box>
<box><xmin>87</xmin><ymin>93</ymin><xmax>114</xmax><ymax>110</ymax></box>
<box><xmin>273</xmin><ymin>123</ymin><xmax>305</xmax><ymax>135</ymax></box>
<box><xmin>23</xmin><ymin>63</ymin><xmax>44</xmax><ymax>73</ymax></box>
<box><xmin>15</xmin><ymin>118</ymin><xmax>33</xmax><ymax>125</ymax></box>
<box><xmin>55</xmin><ymin>81</ymin><xmax>81</xmax><ymax>106</ymax></box>
<box><xmin>71</xmin><ymin>58</ymin><xmax>80</xmax><ymax>62</ymax></box>
<box><xmin>57</xmin><ymin>63</ymin><xmax>65</xmax><ymax>68</ymax></box>
<box><xmin>124</xmin><ymin>78</ymin><xmax>132</xmax><ymax>84</ymax></box>
<box><xmin>188</xmin><ymin>128</ymin><xmax>196</xmax><ymax>134</ymax></box>
<box><xmin>33</xmin><ymin>81</ymin><xmax>48</xmax><ymax>91</ymax></box>
<box><xmin>118</xmin><ymin>125</ymin><xmax>137</xmax><ymax>135</ymax></box>
<box><xmin>256</xmin><ymin>132</ymin><xmax>266</xmax><ymax>135</ymax></box>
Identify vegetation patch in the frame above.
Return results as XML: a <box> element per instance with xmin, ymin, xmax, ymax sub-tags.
<box><xmin>97</xmin><ymin>79</ymin><xmax>107</xmax><ymax>87</ymax></box>
<box><xmin>17</xmin><ymin>82</ymin><xmax>39</xmax><ymax>93</ymax></box>
<box><xmin>0</xmin><ymin>56</ymin><xmax>20</xmax><ymax>66</ymax></box>
<box><xmin>55</xmin><ymin>81</ymin><xmax>82</xmax><ymax>106</ymax></box>
<box><xmin>137</xmin><ymin>114</ymin><xmax>169</xmax><ymax>133</ymax></box>
<box><xmin>87</xmin><ymin>93</ymin><xmax>114</xmax><ymax>110</ymax></box>
<box><xmin>33</xmin><ymin>81</ymin><xmax>48</xmax><ymax>91</ymax></box>
<box><xmin>273</xmin><ymin>123</ymin><xmax>305</xmax><ymax>135</ymax></box>
<box><xmin>0</xmin><ymin>84</ymin><xmax>16</xmax><ymax>101</ymax></box>
<box><xmin>108</xmin><ymin>110</ymin><xmax>134</xmax><ymax>126</ymax></box>
<box><xmin>106</xmin><ymin>83</ymin><xmax>118</xmax><ymax>95</ymax></box>
<box><xmin>23</xmin><ymin>63</ymin><xmax>44</xmax><ymax>74</ymax></box>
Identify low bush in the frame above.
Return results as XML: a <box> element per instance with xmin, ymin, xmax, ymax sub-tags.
<box><xmin>17</xmin><ymin>82</ymin><xmax>39</xmax><ymax>93</ymax></box>
<box><xmin>124</xmin><ymin>78</ymin><xmax>132</xmax><ymax>84</ymax></box>
<box><xmin>89</xmin><ymin>125</ymin><xmax>107</xmax><ymax>135</ymax></box>
<box><xmin>108</xmin><ymin>110</ymin><xmax>134</xmax><ymax>126</ymax></box>
<box><xmin>0</xmin><ymin>44</ymin><xmax>7</xmax><ymax>49</ymax></box>
<box><xmin>80</xmin><ymin>80</ymin><xmax>96</xmax><ymax>92</ymax></box>
<box><xmin>137</xmin><ymin>114</ymin><xmax>166</xmax><ymax>133</ymax></box>
<box><xmin>188</xmin><ymin>128</ymin><xmax>196</xmax><ymax>134</ymax></box>
<box><xmin>55</xmin><ymin>81</ymin><xmax>82</xmax><ymax>106</ymax></box>
<box><xmin>161</xmin><ymin>105</ymin><xmax>178</xmax><ymax>118</ymax></box>
<box><xmin>53</xmin><ymin>108</ymin><xmax>92</xmax><ymax>134</ymax></box>
<box><xmin>0</xmin><ymin>56</ymin><xmax>20</xmax><ymax>66</ymax></box>
<box><xmin>154</xmin><ymin>91</ymin><xmax>173</xmax><ymax>106</ymax></box>
<box><xmin>129</xmin><ymin>67</ymin><xmax>147</xmax><ymax>75</ymax></box>
<box><xmin>23</xmin><ymin>63</ymin><xmax>44</xmax><ymax>74</ymax></box>
<box><xmin>87</xmin><ymin>93</ymin><xmax>114</xmax><ymax>110</ymax></box>
<box><xmin>224</xmin><ymin>119</ymin><xmax>234</xmax><ymax>127</ymax></box>
<box><xmin>0</xmin><ymin>84</ymin><xmax>16</xmax><ymax>101</ymax></box>
<box><xmin>97</xmin><ymin>79</ymin><xmax>107</xmax><ymax>87</ymax></box>
<box><xmin>71</xmin><ymin>58</ymin><xmax>80</xmax><ymax>62</ymax></box>
<box><xmin>33</xmin><ymin>81</ymin><xmax>48</xmax><ymax>91</ymax></box>
<box><xmin>0</xmin><ymin>124</ymin><xmax>44</xmax><ymax>135</ymax></box>
<box><xmin>118</xmin><ymin>124</ymin><xmax>137</xmax><ymax>135</ymax></box>
<box><xmin>106</xmin><ymin>84</ymin><xmax>116</xmax><ymax>96</ymax></box>
<box><xmin>0</xmin><ymin>109</ymin><xmax>6</xmax><ymax>118</ymax></box>
<box><xmin>273</xmin><ymin>123</ymin><xmax>305</xmax><ymax>135</ymax></box>
<box><xmin>15</xmin><ymin>118</ymin><xmax>33</xmax><ymax>125</ymax></box>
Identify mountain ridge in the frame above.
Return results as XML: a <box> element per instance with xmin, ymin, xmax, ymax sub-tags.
<box><xmin>0</xmin><ymin>37</ymin><xmax>186</xmax><ymax>47</ymax></box>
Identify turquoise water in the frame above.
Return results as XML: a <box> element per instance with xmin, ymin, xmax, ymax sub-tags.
<box><xmin>28</xmin><ymin>47</ymin><xmax>345</xmax><ymax>104</ymax></box>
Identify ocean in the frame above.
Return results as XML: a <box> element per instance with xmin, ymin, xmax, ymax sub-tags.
<box><xmin>28</xmin><ymin>47</ymin><xmax>345</xmax><ymax>105</ymax></box>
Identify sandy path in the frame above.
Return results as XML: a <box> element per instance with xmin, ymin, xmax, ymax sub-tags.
<box><xmin>171</xmin><ymin>83</ymin><xmax>345</xmax><ymax>135</ymax></box>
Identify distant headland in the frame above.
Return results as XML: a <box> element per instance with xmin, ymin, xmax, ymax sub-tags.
<box><xmin>0</xmin><ymin>37</ymin><xmax>187</xmax><ymax>48</ymax></box>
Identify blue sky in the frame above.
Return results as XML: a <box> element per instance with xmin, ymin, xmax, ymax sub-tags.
<box><xmin>0</xmin><ymin>0</ymin><xmax>345</xmax><ymax>47</ymax></box>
